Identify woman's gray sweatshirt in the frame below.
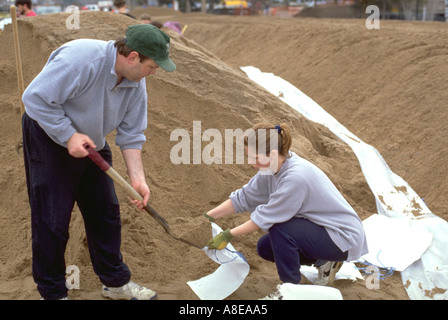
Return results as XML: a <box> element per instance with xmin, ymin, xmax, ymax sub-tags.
<box><xmin>229</xmin><ymin>152</ymin><xmax>368</xmax><ymax>261</ymax></box>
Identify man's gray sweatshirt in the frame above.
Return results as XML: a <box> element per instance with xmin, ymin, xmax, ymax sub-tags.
<box><xmin>22</xmin><ymin>39</ymin><xmax>147</xmax><ymax>150</ymax></box>
<box><xmin>229</xmin><ymin>152</ymin><xmax>368</xmax><ymax>262</ymax></box>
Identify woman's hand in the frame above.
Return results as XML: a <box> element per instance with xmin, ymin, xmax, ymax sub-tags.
<box><xmin>206</xmin><ymin>229</ymin><xmax>233</xmax><ymax>250</ymax></box>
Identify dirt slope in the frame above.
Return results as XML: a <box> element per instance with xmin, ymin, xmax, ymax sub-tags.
<box><xmin>0</xmin><ymin>10</ymin><xmax>411</xmax><ymax>299</ymax></box>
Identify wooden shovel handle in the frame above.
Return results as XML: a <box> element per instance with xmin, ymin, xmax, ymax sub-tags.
<box><xmin>83</xmin><ymin>143</ymin><xmax>172</xmax><ymax>234</ymax></box>
<box><xmin>83</xmin><ymin>144</ymin><xmax>111</xmax><ymax>171</ymax></box>
<box><xmin>10</xmin><ymin>5</ymin><xmax>25</xmax><ymax>115</ymax></box>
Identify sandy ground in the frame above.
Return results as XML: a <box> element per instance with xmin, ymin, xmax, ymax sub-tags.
<box><xmin>1</xmin><ymin>7</ymin><xmax>446</xmax><ymax>300</ymax></box>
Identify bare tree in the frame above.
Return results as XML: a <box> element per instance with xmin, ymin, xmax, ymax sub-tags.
<box><xmin>400</xmin><ymin>0</ymin><xmax>429</xmax><ymax>20</ymax></box>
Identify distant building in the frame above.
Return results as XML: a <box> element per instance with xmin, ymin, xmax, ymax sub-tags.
<box><xmin>425</xmin><ymin>0</ymin><xmax>446</xmax><ymax>21</ymax></box>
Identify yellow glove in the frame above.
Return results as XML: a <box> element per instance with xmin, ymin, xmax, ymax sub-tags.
<box><xmin>206</xmin><ymin>229</ymin><xmax>233</xmax><ymax>250</ymax></box>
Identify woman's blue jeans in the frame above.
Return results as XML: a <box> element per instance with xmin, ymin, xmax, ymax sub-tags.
<box><xmin>257</xmin><ymin>217</ymin><xmax>348</xmax><ymax>284</ymax></box>
<box><xmin>22</xmin><ymin>113</ymin><xmax>131</xmax><ymax>300</ymax></box>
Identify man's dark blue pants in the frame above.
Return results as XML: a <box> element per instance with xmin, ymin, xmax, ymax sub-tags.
<box><xmin>22</xmin><ymin>113</ymin><xmax>131</xmax><ymax>300</ymax></box>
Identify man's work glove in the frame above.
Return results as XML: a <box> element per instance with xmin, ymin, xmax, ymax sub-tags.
<box><xmin>203</xmin><ymin>212</ymin><xmax>215</xmax><ymax>223</ymax></box>
<box><xmin>206</xmin><ymin>229</ymin><xmax>233</xmax><ymax>250</ymax></box>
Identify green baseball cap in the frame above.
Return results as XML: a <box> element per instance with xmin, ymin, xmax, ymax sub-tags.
<box><xmin>125</xmin><ymin>24</ymin><xmax>176</xmax><ymax>72</ymax></box>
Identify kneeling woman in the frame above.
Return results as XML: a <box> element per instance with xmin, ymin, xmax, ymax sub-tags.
<box><xmin>205</xmin><ymin>123</ymin><xmax>368</xmax><ymax>297</ymax></box>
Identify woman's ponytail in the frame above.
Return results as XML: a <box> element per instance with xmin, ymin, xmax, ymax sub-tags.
<box><xmin>244</xmin><ymin>122</ymin><xmax>292</xmax><ymax>158</ymax></box>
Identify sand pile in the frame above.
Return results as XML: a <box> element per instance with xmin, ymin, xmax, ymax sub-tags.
<box><xmin>171</xmin><ymin>217</ymin><xmax>213</xmax><ymax>249</ymax></box>
<box><xmin>0</xmin><ymin>10</ymin><xmax>413</xmax><ymax>299</ymax></box>
<box><xmin>172</xmin><ymin>13</ymin><xmax>448</xmax><ymax>221</ymax></box>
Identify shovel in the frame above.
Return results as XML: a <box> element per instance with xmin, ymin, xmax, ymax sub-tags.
<box><xmin>11</xmin><ymin>5</ymin><xmax>25</xmax><ymax>153</ymax></box>
<box><xmin>83</xmin><ymin>143</ymin><xmax>202</xmax><ymax>249</ymax></box>
<box><xmin>10</xmin><ymin>5</ymin><xmax>24</xmax><ymax>116</ymax></box>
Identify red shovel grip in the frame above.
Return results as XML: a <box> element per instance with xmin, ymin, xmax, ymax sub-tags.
<box><xmin>83</xmin><ymin>143</ymin><xmax>111</xmax><ymax>171</ymax></box>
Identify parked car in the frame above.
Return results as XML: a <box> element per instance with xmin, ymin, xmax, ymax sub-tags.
<box><xmin>35</xmin><ymin>5</ymin><xmax>62</xmax><ymax>15</ymax></box>
<box><xmin>84</xmin><ymin>4</ymin><xmax>100</xmax><ymax>11</ymax></box>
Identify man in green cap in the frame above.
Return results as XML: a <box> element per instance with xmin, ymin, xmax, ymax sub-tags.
<box><xmin>21</xmin><ymin>24</ymin><xmax>175</xmax><ymax>300</ymax></box>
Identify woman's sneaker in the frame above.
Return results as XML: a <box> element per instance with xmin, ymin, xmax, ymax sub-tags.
<box><xmin>315</xmin><ymin>261</ymin><xmax>343</xmax><ymax>286</ymax></box>
<box><xmin>102</xmin><ymin>280</ymin><xmax>157</xmax><ymax>300</ymax></box>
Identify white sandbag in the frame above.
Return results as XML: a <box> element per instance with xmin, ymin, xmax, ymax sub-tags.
<box><xmin>187</xmin><ymin>222</ymin><xmax>250</xmax><ymax>300</ymax></box>
<box><xmin>277</xmin><ymin>283</ymin><xmax>343</xmax><ymax>300</ymax></box>
<box><xmin>361</xmin><ymin>214</ymin><xmax>433</xmax><ymax>272</ymax></box>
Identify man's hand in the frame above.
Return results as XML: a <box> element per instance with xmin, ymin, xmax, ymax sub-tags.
<box><xmin>129</xmin><ymin>180</ymin><xmax>150</xmax><ymax>210</ymax></box>
<box><xmin>67</xmin><ymin>132</ymin><xmax>96</xmax><ymax>158</ymax></box>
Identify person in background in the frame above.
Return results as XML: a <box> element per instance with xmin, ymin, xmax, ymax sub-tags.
<box><xmin>15</xmin><ymin>0</ymin><xmax>36</xmax><ymax>17</ymax></box>
<box><xmin>205</xmin><ymin>122</ymin><xmax>368</xmax><ymax>299</ymax></box>
<box><xmin>150</xmin><ymin>21</ymin><xmax>163</xmax><ymax>29</ymax></box>
<box><xmin>21</xmin><ymin>24</ymin><xmax>175</xmax><ymax>300</ymax></box>
<box><xmin>140</xmin><ymin>13</ymin><xmax>151</xmax><ymax>24</ymax></box>
<box><xmin>114</xmin><ymin>0</ymin><xmax>136</xmax><ymax>19</ymax></box>
<box><xmin>163</xmin><ymin>21</ymin><xmax>183</xmax><ymax>36</ymax></box>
